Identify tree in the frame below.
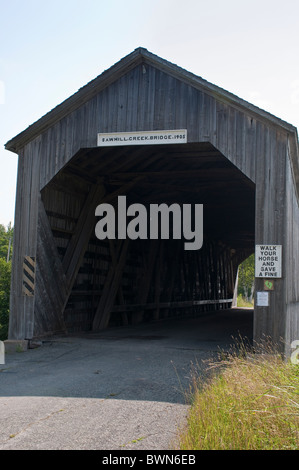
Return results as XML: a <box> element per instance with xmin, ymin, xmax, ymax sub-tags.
<box><xmin>238</xmin><ymin>254</ymin><xmax>255</xmax><ymax>303</ymax></box>
<box><xmin>0</xmin><ymin>223</ymin><xmax>13</xmax><ymax>340</ymax></box>
<box><xmin>0</xmin><ymin>258</ymin><xmax>11</xmax><ymax>340</ymax></box>
<box><xmin>0</xmin><ymin>223</ymin><xmax>13</xmax><ymax>261</ymax></box>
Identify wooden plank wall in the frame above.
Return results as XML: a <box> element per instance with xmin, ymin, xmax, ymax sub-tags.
<box><xmin>38</xmin><ymin>63</ymin><xmax>259</xmax><ymax>192</ymax></box>
<box><xmin>254</xmin><ymin>128</ymin><xmax>288</xmax><ymax>347</ymax></box>
<box><xmin>285</xmin><ymin>142</ymin><xmax>299</xmax><ymax>356</ymax></box>
<box><xmin>9</xmin><ymin>137</ymin><xmax>41</xmax><ymax>339</ymax></box>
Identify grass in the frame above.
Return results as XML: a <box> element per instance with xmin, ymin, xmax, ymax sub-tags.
<box><xmin>177</xmin><ymin>341</ymin><xmax>299</xmax><ymax>450</ymax></box>
<box><xmin>237</xmin><ymin>294</ymin><xmax>254</xmax><ymax>308</ymax></box>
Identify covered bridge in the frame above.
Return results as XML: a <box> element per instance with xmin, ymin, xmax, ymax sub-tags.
<box><xmin>5</xmin><ymin>48</ymin><xmax>299</xmax><ymax>357</ymax></box>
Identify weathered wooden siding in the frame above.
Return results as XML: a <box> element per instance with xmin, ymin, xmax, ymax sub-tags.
<box><xmin>37</xmin><ymin>63</ymin><xmax>265</xmax><ymax>191</ymax></box>
<box><xmin>254</xmin><ymin>129</ymin><xmax>288</xmax><ymax>346</ymax></box>
<box><xmin>285</xmin><ymin>141</ymin><xmax>299</xmax><ymax>356</ymax></box>
<box><xmin>9</xmin><ymin>137</ymin><xmax>41</xmax><ymax>339</ymax></box>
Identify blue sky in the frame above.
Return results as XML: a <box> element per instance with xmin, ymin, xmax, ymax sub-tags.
<box><xmin>1</xmin><ymin>0</ymin><xmax>299</xmax><ymax>227</ymax></box>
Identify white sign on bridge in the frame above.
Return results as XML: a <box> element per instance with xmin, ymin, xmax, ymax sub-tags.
<box><xmin>255</xmin><ymin>245</ymin><xmax>282</xmax><ymax>278</ymax></box>
<box><xmin>97</xmin><ymin>130</ymin><xmax>187</xmax><ymax>147</ymax></box>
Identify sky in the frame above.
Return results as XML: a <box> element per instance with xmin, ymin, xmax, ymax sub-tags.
<box><xmin>1</xmin><ymin>0</ymin><xmax>299</xmax><ymax>227</ymax></box>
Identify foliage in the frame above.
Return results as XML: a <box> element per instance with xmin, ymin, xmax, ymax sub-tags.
<box><xmin>0</xmin><ymin>223</ymin><xmax>13</xmax><ymax>340</ymax></box>
<box><xmin>237</xmin><ymin>294</ymin><xmax>254</xmax><ymax>308</ymax></box>
<box><xmin>0</xmin><ymin>223</ymin><xmax>13</xmax><ymax>261</ymax></box>
<box><xmin>0</xmin><ymin>257</ymin><xmax>11</xmax><ymax>340</ymax></box>
<box><xmin>238</xmin><ymin>254</ymin><xmax>255</xmax><ymax>302</ymax></box>
<box><xmin>177</xmin><ymin>344</ymin><xmax>299</xmax><ymax>450</ymax></box>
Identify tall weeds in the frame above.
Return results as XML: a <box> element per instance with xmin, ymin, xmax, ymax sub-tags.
<box><xmin>178</xmin><ymin>340</ymin><xmax>299</xmax><ymax>450</ymax></box>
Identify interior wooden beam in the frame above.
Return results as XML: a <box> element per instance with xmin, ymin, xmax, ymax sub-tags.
<box><xmin>81</xmin><ymin>149</ymin><xmax>128</xmax><ymax>173</ymax></box>
<box><xmin>62</xmin><ymin>183</ymin><xmax>106</xmax><ymax>288</ymax></box>
<box><xmin>92</xmin><ymin>238</ymin><xmax>130</xmax><ymax>331</ymax></box>
<box><xmin>62</xmin><ymin>175</ymin><xmax>144</xmax><ymax>292</ymax></box>
<box><xmin>109</xmin><ymin>239</ymin><xmax>128</xmax><ymax>326</ymax></box>
<box><xmin>46</xmin><ymin>179</ymin><xmax>88</xmax><ymax>196</ymax></box>
<box><xmin>110</xmin><ymin>298</ymin><xmax>234</xmax><ymax>312</ymax></box>
<box><xmin>104</xmin><ymin>168</ymin><xmax>241</xmax><ymax>179</ymax></box>
<box><xmin>35</xmin><ymin>200</ymin><xmax>69</xmax><ymax>333</ymax></box>
<box><xmin>66</xmin><ymin>163</ymin><xmax>98</xmax><ymax>184</ymax></box>
<box><xmin>132</xmin><ymin>240</ymin><xmax>160</xmax><ymax>324</ymax></box>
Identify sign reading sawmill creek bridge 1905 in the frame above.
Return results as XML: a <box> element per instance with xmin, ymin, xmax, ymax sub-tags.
<box><xmin>97</xmin><ymin>130</ymin><xmax>187</xmax><ymax>146</ymax></box>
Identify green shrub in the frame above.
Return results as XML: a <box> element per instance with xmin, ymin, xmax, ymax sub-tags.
<box><xmin>0</xmin><ymin>258</ymin><xmax>11</xmax><ymax>340</ymax></box>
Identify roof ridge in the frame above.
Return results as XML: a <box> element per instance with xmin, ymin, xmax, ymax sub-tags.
<box><xmin>5</xmin><ymin>48</ymin><xmax>297</xmax><ymax>153</ymax></box>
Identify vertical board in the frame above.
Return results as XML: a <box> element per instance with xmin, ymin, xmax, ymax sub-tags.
<box><xmin>9</xmin><ymin>136</ymin><xmax>41</xmax><ymax>339</ymax></box>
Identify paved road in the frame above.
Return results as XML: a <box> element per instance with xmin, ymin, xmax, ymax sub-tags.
<box><xmin>0</xmin><ymin>308</ymin><xmax>253</xmax><ymax>450</ymax></box>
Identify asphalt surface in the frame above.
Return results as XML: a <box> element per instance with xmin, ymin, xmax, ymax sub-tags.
<box><xmin>0</xmin><ymin>308</ymin><xmax>253</xmax><ymax>450</ymax></box>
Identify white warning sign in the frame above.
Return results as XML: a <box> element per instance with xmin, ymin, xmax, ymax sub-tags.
<box><xmin>255</xmin><ymin>245</ymin><xmax>282</xmax><ymax>278</ymax></box>
<box><xmin>256</xmin><ymin>291</ymin><xmax>269</xmax><ymax>306</ymax></box>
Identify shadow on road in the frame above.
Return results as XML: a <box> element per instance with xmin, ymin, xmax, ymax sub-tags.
<box><xmin>0</xmin><ymin>308</ymin><xmax>253</xmax><ymax>405</ymax></box>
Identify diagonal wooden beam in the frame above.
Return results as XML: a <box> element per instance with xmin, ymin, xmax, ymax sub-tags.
<box><xmin>100</xmin><ymin>175</ymin><xmax>144</xmax><ymax>204</ymax></box>
<box><xmin>62</xmin><ymin>176</ymin><xmax>144</xmax><ymax>311</ymax></box>
<box><xmin>92</xmin><ymin>238</ymin><xmax>130</xmax><ymax>331</ymax></box>
<box><xmin>109</xmin><ymin>239</ymin><xmax>128</xmax><ymax>326</ymax></box>
<box><xmin>63</xmin><ymin>176</ymin><xmax>143</xmax><ymax>282</ymax></box>
<box><xmin>62</xmin><ymin>183</ymin><xmax>106</xmax><ymax>288</ymax></box>
<box><xmin>38</xmin><ymin>199</ymin><xmax>68</xmax><ymax>298</ymax></box>
<box><xmin>35</xmin><ymin>199</ymin><xmax>68</xmax><ymax>333</ymax></box>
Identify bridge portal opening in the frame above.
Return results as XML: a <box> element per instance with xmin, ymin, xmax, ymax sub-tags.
<box><xmin>40</xmin><ymin>142</ymin><xmax>255</xmax><ymax>334</ymax></box>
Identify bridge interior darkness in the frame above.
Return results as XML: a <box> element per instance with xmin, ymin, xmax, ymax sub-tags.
<box><xmin>41</xmin><ymin>142</ymin><xmax>256</xmax><ymax>332</ymax></box>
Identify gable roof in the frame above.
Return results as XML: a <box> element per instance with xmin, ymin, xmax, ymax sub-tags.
<box><xmin>5</xmin><ymin>47</ymin><xmax>298</xmax><ymax>154</ymax></box>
